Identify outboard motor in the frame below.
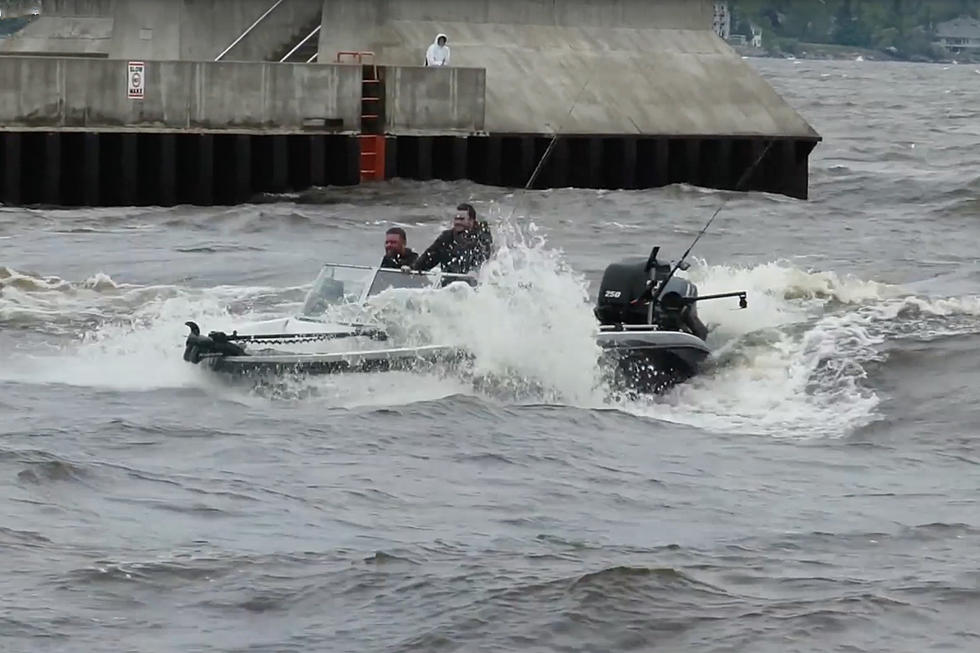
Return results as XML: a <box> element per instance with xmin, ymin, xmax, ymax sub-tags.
<box><xmin>594</xmin><ymin>247</ymin><xmax>707</xmax><ymax>339</ymax></box>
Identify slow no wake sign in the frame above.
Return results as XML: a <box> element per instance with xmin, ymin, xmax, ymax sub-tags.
<box><xmin>128</xmin><ymin>61</ymin><xmax>145</xmax><ymax>100</ymax></box>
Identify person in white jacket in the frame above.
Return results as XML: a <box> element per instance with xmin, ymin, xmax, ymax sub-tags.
<box><xmin>425</xmin><ymin>33</ymin><xmax>450</xmax><ymax>66</ymax></box>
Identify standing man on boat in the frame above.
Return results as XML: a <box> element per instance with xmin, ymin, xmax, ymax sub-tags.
<box><xmin>412</xmin><ymin>203</ymin><xmax>493</xmax><ymax>275</ymax></box>
<box><xmin>380</xmin><ymin>227</ymin><xmax>419</xmax><ymax>269</ymax></box>
<box><xmin>425</xmin><ymin>33</ymin><xmax>451</xmax><ymax>67</ymax></box>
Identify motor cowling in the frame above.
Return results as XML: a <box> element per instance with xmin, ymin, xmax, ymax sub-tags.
<box><xmin>594</xmin><ymin>259</ymin><xmax>653</xmax><ymax>325</ymax></box>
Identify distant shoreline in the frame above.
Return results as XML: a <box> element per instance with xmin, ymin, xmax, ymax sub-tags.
<box><xmin>732</xmin><ymin>43</ymin><xmax>977</xmax><ymax>65</ymax></box>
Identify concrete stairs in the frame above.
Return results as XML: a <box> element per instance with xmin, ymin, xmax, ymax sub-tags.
<box><xmin>273</xmin><ymin>14</ymin><xmax>321</xmax><ymax>62</ymax></box>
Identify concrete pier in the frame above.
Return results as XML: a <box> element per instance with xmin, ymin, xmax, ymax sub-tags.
<box><xmin>0</xmin><ymin>54</ymin><xmax>365</xmax><ymax>205</ymax></box>
<box><xmin>320</xmin><ymin>0</ymin><xmax>820</xmax><ymax>198</ymax></box>
<box><xmin>0</xmin><ymin>0</ymin><xmax>821</xmax><ymax>206</ymax></box>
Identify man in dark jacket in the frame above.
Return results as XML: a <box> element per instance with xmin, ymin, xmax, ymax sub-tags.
<box><xmin>380</xmin><ymin>227</ymin><xmax>419</xmax><ymax>269</ymax></box>
<box><xmin>413</xmin><ymin>203</ymin><xmax>493</xmax><ymax>275</ymax></box>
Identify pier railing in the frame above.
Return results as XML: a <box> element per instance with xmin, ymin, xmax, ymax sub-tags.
<box><xmin>279</xmin><ymin>24</ymin><xmax>320</xmax><ymax>63</ymax></box>
<box><xmin>214</xmin><ymin>0</ymin><xmax>285</xmax><ymax>61</ymax></box>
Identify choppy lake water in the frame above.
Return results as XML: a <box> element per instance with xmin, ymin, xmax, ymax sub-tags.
<box><xmin>1</xmin><ymin>58</ymin><xmax>979</xmax><ymax>652</ymax></box>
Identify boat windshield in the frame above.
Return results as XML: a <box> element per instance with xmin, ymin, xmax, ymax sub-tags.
<box><xmin>300</xmin><ymin>264</ymin><xmax>478</xmax><ymax>317</ymax></box>
<box><xmin>368</xmin><ymin>269</ymin><xmax>436</xmax><ymax>296</ymax></box>
<box><xmin>300</xmin><ymin>264</ymin><xmax>375</xmax><ymax>317</ymax></box>
<box><xmin>368</xmin><ymin>268</ymin><xmax>478</xmax><ymax>297</ymax></box>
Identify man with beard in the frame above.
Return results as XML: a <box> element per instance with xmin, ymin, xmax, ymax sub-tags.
<box><xmin>412</xmin><ymin>203</ymin><xmax>493</xmax><ymax>275</ymax></box>
<box><xmin>380</xmin><ymin>227</ymin><xmax>418</xmax><ymax>269</ymax></box>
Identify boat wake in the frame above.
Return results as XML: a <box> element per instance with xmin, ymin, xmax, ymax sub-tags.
<box><xmin>628</xmin><ymin>260</ymin><xmax>980</xmax><ymax>438</ymax></box>
<box><xmin>2</xmin><ymin>234</ymin><xmax>978</xmax><ymax>438</ymax></box>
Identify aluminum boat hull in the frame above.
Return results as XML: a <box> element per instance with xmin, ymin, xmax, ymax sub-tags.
<box><xmin>193</xmin><ymin>344</ymin><xmax>469</xmax><ymax>377</ymax></box>
<box><xmin>596</xmin><ymin>328</ymin><xmax>711</xmax><ymax>393</ymax></box>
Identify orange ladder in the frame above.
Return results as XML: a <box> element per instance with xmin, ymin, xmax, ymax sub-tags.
<box><xmin>336</xmin><ymin>51</ymin><xmax>385</xmax><ymax>182</ymax></box>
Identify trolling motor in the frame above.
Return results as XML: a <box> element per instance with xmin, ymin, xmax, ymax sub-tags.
<box><xmin>182</xmin><ymin>321</ymin><xmax>390</xmax><ymax>365</ymax></box>
<box><xmin>183</xmin><ymin>321</ymin><xmax>248</xmax><ymax>364</ymax></box>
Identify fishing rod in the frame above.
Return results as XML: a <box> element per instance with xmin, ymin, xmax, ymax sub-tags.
<box><xmin>504</xmin><ymin>63</ymin><xmax>598</xmax><ymax>223</ymax></box>
<box><xmin>638</xmin><ymin>138</ymin><xmax>778</xmax><ymax>308</ymax></box>
<box><xmin>502</xmin><ymin>62</ymin><xmax>776</xmax><ymax>314</ymax></box>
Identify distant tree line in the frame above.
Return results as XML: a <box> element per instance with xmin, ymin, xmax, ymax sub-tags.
<box><xmin>729</xmin><ymin>0</ymin><xmax>980</xmax><ymax>59</ymax></box>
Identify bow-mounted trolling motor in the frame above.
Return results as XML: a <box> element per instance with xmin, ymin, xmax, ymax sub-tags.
<box><xmin>594</xmin><ymin>246</ymin><xmax>747</xmax><ymax>340</ymax></box>
<box><xmin>182</xmin><ymin>320</ymin><xmax>391</xmax><ymax>365</ymax></box>
<box><xmin>183</xmin><ymin>321</ymin><xmax>248</xmax><ymax>364</ymax></box>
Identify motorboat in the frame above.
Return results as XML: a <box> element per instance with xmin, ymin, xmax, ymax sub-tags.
<box><xmin>182</xmin><ymin>247</ymin><xmax>747</xmax><ymax>394</ymax></box>
<box><xmin>182</xmin><ymin>264</ymin><xmax>478</xmax><ymax>377</ymax></box>
<box><xmin>593</xmin><ymin>246</ymin><xmax>747</xmax><ymax>394</ymax></box>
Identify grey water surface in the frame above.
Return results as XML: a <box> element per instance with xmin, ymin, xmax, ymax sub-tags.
<box><xmin>1</xmin><ymin>58</ymin><xmax>979</xmax><ymax>653</ymax></box>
